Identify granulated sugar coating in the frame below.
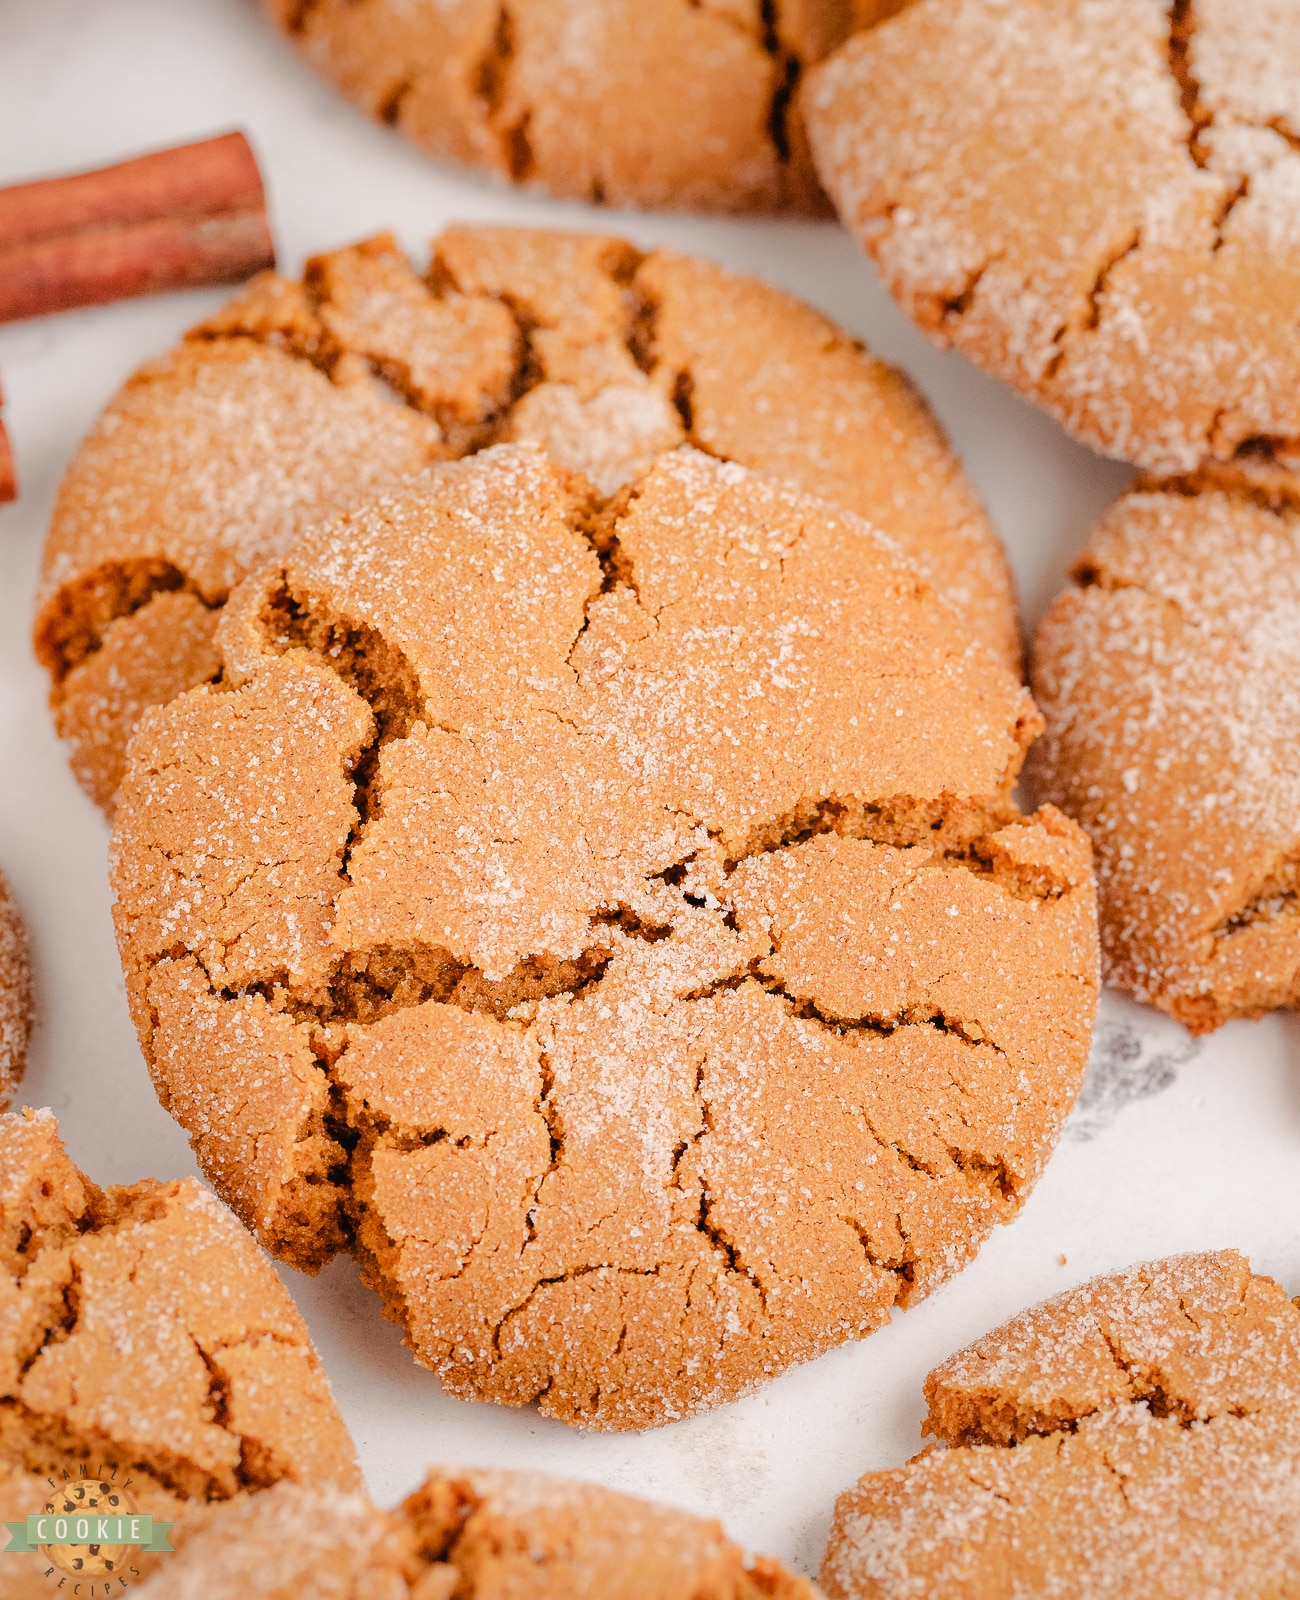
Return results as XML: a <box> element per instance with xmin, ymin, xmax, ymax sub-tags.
<box><xmin>0</xmin><ymin>869</ymin><xmax>31</xmax><ymax>1108</ymax></box>
<box><xmin>0</xmin><ymin>1110</ymin><xmax>359</xmax><ymax>1598</ymax></box>
<box><xmin>821</xmin><ymin>1250</ymin><xmax>1300</xmax><ymax>1599</ymax></box>
<box><xmin>110</xmin><ymin>442</ymin><xmax>1097</xmax><ymax>1431</ymax></box>
<box><xmin>1028</xmin><ymin>476</ymin><xmax>1300</xmax><ymax>1032</ymax></box>
<box><xmin>807</xmin><ymin>0</ymin><xmax>1300</xmax><ymax>475</ymax></box>
<box><xmin>262</xmin><ymin>0</ymin><xmax>907</xmax><ymax>216</ymax></box>
<box><xmin>34</xmin><ymin>224</ymin><xmax>1018</xmax><ymax>813</ymax></box>
<box><xmin>135</xmin><ymin>1466</ymin><xmax>819</xmax><ymax>1599</ymax></box>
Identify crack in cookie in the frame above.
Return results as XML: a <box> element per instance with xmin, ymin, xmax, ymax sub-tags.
<box><xmin>110</xmin><ymin>443</ymin><xmax>1096</xmax><ymax>1430</ymax></box>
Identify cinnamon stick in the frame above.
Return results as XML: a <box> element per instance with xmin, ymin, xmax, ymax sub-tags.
<box><xmin>0</xmin><ymin>405</ymin><xmax>14</xmax><ymax>505</ymax></box>
<box><xmin>0</xmin><ymin>132</ymin><xmax>276</xmax><ymax>324</ymax></box>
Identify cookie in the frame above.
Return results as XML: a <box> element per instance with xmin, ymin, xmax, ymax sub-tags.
<box><xmin>108</xmin><ymin>441</ymin><xmax>1097</xmax><ymax>1429</ymax></box>
<box><xmin>0</xmin><ymin>868</ymin><xmax>32</xmax><ymax>1107</ymax></box>
<box><xmin>266</xmin><ymin>2</ymin><xmax>908</xmax><ymax>215</ymax></box>
<box><xmin>0</xmin><ymin>1108</ymin><xmax>359</xmax><ymax>1596</ymax></box>
<box><xmin>1027</xmin><ymin>475</ymin><xmax>1300</xmax><ymax>1032</ymax></box>
<box><xmin>35</xmin><ymin>223</ymin><xmax>1019</xmax><ymax>813</ymax></box>
<box><xmin>136</xmin><ymin>1466</ymin><xmax>819</xmax><ymax>1598</ymax></box>
<box><xmin>807</xmin><ymin>0</ymin><xmax>1300</xmax><ymax>475</ymax></box>
<box><xmin>822</xmin><ymin>1249</ymin><xmax>1300</xmax><ymax>1599</ymax></box>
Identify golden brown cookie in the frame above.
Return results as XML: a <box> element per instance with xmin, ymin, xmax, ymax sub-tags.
<box><xmin>822</xmin><ymin>1250</ymin><xmax>1300</xmax><ymax>1600</ymax></box>
<box><xmin>109</xmin><ymin>441</ymin><xmax>1096</xmax><ymax>1429</ymax></box>
<box><xmin>807</xmin><ymin>0</ymin><xmax>1300</xmax><ymax>476</ymax></box>
<box><xmin>0</xmin><ymin>868</ymin><xmax>32</xmax><ymax>1108</ymax></box>
<box><xmin>35</xmin><ymin>224</ymin><xmax>1018</xmax><ymax>813</ymax></box>
<box><xmin>136</xmin><ymin>1465</ymin><xmax>820</xmax><ymax>1598</ymax></box>
<box><xmin>1027</xmin><ymin>475</ymin><xmax>1300</xmax><ymax>1032</ymax></box>
<box><xmin>265</xmin><ymin>2</ymin><xmax>910</xmax><ymax>215</ymax></box>
<box><xmin>0</xmin><ymin>1108</ymin><xmax>359</xmax><ymax>1596</ymax></box>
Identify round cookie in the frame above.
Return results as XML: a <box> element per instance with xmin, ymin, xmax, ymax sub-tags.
<box><xmin>109</xmin><ymin>442</ymin><xmax>1097</xmax><ymax>1430</ymax></box>
<box><xmin>0</xmin><ymin>1108</ymin><xmax>359</xmax><ymax>1598</ymax></box>
<box><xmin>0</xmin><ymin>868</ymin><xmax>32</xmax><ymax>1108</ymax></box>
<box><xmin>1027</xmin><ymin>474</ymin><xmax>1300</xmax><ymax>1032</ymax></box>
<box><xmin>822</xmin><ymin>1249</ymin><xmax>1300</xmax><ymax>1599</ymax></box>
<box><xmin>265</xmin><ymin>1</ymin><xmax>908</xmax><ymax>215</ymax></box>
<box><xmin>35</xmin><ymin>223</ymin><xmax>1019</xmax><ymax>814</ymax></box>
<box><xmin>807</xmin><ymin>0</ymin><xmax>1300</xmax><ymax>475</ymax></box>
<box><xmin>137</xmin><ymin>1466</ymin><xmax>818</xmax><ymax>1598</ymax></box>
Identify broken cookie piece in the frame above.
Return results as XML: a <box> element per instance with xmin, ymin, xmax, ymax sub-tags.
<box><xmin>1028</xmin><ymin>475</ymin><xmax>1300</xmax><ymax>1031</ymax></box>
<box><xmin>822</xmin><ymin>1250</ymin><xmax>1300</xmax><ymax>1599</ymax></box>
<box><xmin>136</xmin><ymin>1464</ymin><xmax>819</xmax><ymax>1598</ymax></box>
<box><xmin>37</xmin><ymin>223</ymin><xmax>1017</xmax><ymax>813</ymax></box>
<box><xmin>0</xmin><ymin>1108</ymin><xmax>359</xmax><ymax>1596</ymax></box>
<box><xmin>110</xmin><ymin>442</ymin><xmax>1097</xmax><ymax>1430</ymax></box>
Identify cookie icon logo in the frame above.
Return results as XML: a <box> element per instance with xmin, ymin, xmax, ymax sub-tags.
<box><xmin>39</xmin><ymin>1478</ymin><xmax>136</xmax><ymax>1577</ymax></box>
<box><xmin>4</xmin><ymin>1465</ymin><xmax>172</xmax><ymax>1589</ymax></box>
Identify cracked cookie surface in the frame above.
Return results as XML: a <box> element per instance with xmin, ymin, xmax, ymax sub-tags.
<box><xmin>0</xmin><ymin>869</ymin><xmax>31</xmax><ymax>1109</ymax></box>
<box><xmin>807</xmin><ymin>0</ymin><xmax>1300</xmax><ymax>475</ymax></box>
<box><xmin>35</xmin><ymin>223</ymin><xmax>1018</xmax><ymax>814</ymax></box>
<box><xmin>264</xmin><ymin>1</ymin><xmax>906</xmax><ymax>214</ymax></box>
<box><xmin>822</xmin><ymin>1250</ymin><xmax>1300</xmax><ymax>1600</ymax></box>
<box><xmin>1028</xmin><ymin>476</ymin><xmax>1300</xmax><ymax>1032</ymax></box>
<box><xmin>110</xmin><ymin>441</ymin><xmax>1096</xmax><ymax>1430</ymax></box>
<box><xmin>137</xmin><ymin>1464</ymin><xmax>820</xmax><ymax>1598</ymax></box>
<box><xmin>0</xmin><ymin>1108</ymin><xmax>359</xmax><ymax>1597</ymax></box>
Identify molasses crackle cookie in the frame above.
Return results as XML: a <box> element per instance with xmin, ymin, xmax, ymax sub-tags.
<box><xmin>807</xmin><ymin>0</ymin><xmax>1300</xmax><ymax>475</ymax></box>
<box><xmin>0</xmin><ymin>1109</ymin><xmax>358</xmax><ymax>1597</ymax></box>
<box><xmin>1028</xmin><ymin>477</ymin><xmax>1300</xmax><ymax>1033</ymax></box>
<box><xmin>266</xmin><ymin>2</ymin><xmax>907</xmax><ymax>214</ymax></box>
<box><xmin>822</xmin><ymin>1250</ymin><xmax>1300</xmax><ymax>1598</ymax></box>
<box><xmin>0</xmin><ymin>867</ymin><xmax>32</xmax><ymax>1108</ymax></box>
<box><xmin>136</xmin><ymin>1467</ymin><xmax>819</xmax><ymax>1598</ymax></box>
<box><xmin>110</xmin><ymin>440</ymin><xmax>1097</xmax><ymax>1431</ymax></box>
<box><xmin>35</xmin><ymin>224</ymin><xmax>1019</xmax><ymax>814</ymax></box>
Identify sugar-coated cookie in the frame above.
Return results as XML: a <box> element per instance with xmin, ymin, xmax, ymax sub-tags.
<box><xmin>36</xmin><ymin>225</ymin><xmax>1018</xmax><ymax>813</ymax></box>
<box><xmin>1028</xmin><ymin>474</ymin><xmax>1300</xmax><ymax>1032</ymax></box>
<box><xmin>109</xmin><ymin>441</ymin><xmax>1096</xmax><ymax>1429</ymax></box>
<box><xmin>266</xmin><ymin>1</ymin><xmax>906</xmax><ymax>214</ymax></box>
<box><xmin>823</xmin><ymin>1250</ymin><xmax>1300</xmax><ymax>1599</ymax></box>
<box><xmin>0</xmin><ymin>1109</ymin><xmax>358</xmax><ymax>1596</ymax></box>
<box><xmin>136</xmin><ymin>1466</ymin><xmax>820</xmax><ymax>1598</ymax></box>
<box><xmin>0</xmin><ymin>868</ymin><xmax>31</xmax><ymax>1107</ymax></box>
<box><xmin>808</xmin><ymin>0</ymin><xmax>1300</xmax><ymax>475</ymax></box>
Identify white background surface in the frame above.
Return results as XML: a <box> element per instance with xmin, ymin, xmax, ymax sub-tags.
<box><xmin>0</xmin><ymin>0</ymin><xmax>1297</xmax><ymax>1577</ymax></box>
